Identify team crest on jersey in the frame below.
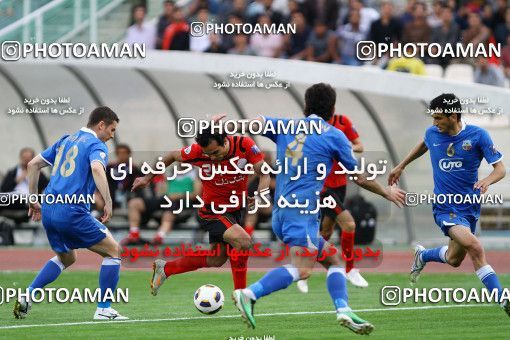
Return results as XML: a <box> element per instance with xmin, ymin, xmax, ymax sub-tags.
<box><xmin>100</xmin><ymin>152</ymin><xmax>106</xmax><ymax>159</ymax></box>
<box><xmin>462</xmin><ymin>140</ymin><xmax>472</xmax><ymax>151</ymax></box>
<box><xmin>491</xmin><ymin>145</ymin><xmax>498</xmax><ymax>154</ymax></box>
<box><xmin>184</xmin><ymin>146</ymin><xmax>192</xmax><ymax>155</ymax></box>
<box><xmin>446</xmin><ymin>143</ymin><xmax>455</xmax><ymax>157</ymax></box>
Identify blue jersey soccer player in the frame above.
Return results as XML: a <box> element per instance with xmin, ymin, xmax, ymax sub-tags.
<box><xmin>232</xmin><ymin>83</ymin><xmax>405</xmax><ymax>334</ymax></box>
<box><xmin>13</xmin><ymin>107</ymin><xmax>128</xmax><ymax>320</ymax></box>
<box><xmin>389</xmin><ymin>93</ymin><xmax>509</xmax><ymax>315</ymax></box>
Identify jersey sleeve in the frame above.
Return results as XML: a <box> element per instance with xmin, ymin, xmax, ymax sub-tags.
<box><xmin>329</xmin><ymin>129</ymin><xmax>358</xmax><ymax>171</ymax></box>
<box><xmin>40</xmin><ymin>134</ymin><xmax>70</xmax><ymax>166</ymax></box>
<box><xmin>89</xmin><ymin>142</ymin><xmax>108</xmax><ymax>169</ymax></box>
<box><xmin>479</xmin><ymin>129</ymin><xmax>503</xmax><ymax>165</ymax></box>
<box><xmin>341</xmin><ymin>116</ymin><xmax>360</xmax><ymax>141</ymax></box>
<box><xmin>180</xmin><ymin>143</ymin><xmax>203</xmax><ymax>163</ymax></box>
<box><xmin>243</xmin><ymin>137</ymin><xmax>265</xmax><ymax>164</ymax></box>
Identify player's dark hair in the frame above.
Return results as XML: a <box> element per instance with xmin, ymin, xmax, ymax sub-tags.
<box><xmin>429</xmin><ymin>93</ymin><xmax>462</xmax><ymax>121</ymax></box>
<box><xmin>132</xmin><ymin>4</ymin><xmax>146</xmax><ymax>13</ymax></box>
<box><xmin>304</xmin><ymin>83</ymin><xmax>336</xmax><ymax>121</ymax></box>
<box><xmin>87</xmin><ymin>106</ymin><xmax>119</xmax><ymax>127</ymax></box>
<box><xmin>116</xmin><ymin>143</ymin><xmax>131</xmax><ymax>154</ymax></box>
<box><xmin>195</xmin><ymin>126</ymin><xmax>227</xmax><ymax>148</ymax></box>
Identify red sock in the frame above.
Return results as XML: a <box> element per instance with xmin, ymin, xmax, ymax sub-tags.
<box><xmin>230</xmin><ymin>255</ymin><xmax>248</xmax><ymax>289</ymax></box>
<box><xmin>341</xmin><ymin>230</ymin><xmax>355</xmax><ymax>273</ymax></box>
<box><xmin>129</xmin><ymin>230</ymin><xmax>140</xmax><ymax>239</ymax></box>
<box><xmin>245</xmin><ymin>225</ymin><xmax>255</xmax><ymax>237</ymax></box>
<box><xmin>164</xmin><ymin>256</ymin><xmax>208</xmax><ymax>277</ymax></box>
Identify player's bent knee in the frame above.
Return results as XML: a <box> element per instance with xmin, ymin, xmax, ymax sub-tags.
<box><xmin>128</xmin><ymin>198</ymin><xmax>144</xmax><ymax>211</ymax></box>
<box><xmin>448</xmin><ymin>257</ymin><xmax>463</xmax><ymax>267</ymax></box>
<box><xmin>207</xmin><ymin>256</ymin><xmax>227</xmax><ymax>268</ymax></box>
<box><xmin>341</xmin><ymin>221</ymin><xmax>356</xmax><ymax>232</ymax></box>
<box><xmin>466</xmin><ymin>241</ymin><xmax>484</xmax><ymax>258</ymax></box>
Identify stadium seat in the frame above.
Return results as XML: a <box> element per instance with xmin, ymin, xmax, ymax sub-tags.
<box><xmin>444</xmin><ymin>64</ymin><xmax>475</xmax><ymax>83</ymax></box>
<box><xmin>424</xmin><ymin>64</ymin><xmax>444</xmax><ymax>78</ymax></box>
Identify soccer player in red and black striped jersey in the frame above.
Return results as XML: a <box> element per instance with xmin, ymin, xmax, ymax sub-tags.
<box><xmin>297</xmin><ymin>114</ymin><xmax>368</xmax><ymax>292</ymax></box>
<box><xmin>132</xmin><ymin>127</ymin><xmax>269</xmax><ymax>295</ymax></box>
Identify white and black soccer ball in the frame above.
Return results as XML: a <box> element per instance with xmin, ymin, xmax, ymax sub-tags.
<box><xmin>193</xmin><ymin>284</ymin><xmax>224</xmax><ymax>314</ymax></box>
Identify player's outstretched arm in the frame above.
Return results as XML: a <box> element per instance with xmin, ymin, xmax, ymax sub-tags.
<box><xmin>354</xmin><ymin>174</ymin><xmax>406</xmax><ymax>208</ymax></box>
<box><xmin>388</xmin><ymin>140</ymin><xmax>428</xmax><ymax>185</ymax></box>
<box><xmin>27</xmin><ymin>155</ymin><xmax>50</xmax><ymax>221</ymax></box>
<box><xmin>474</xmin><ymin>160</ymin><xmax>506</xmax><ymax>194</ymax></box>
<box><xmin>131</xmin><ymin>150</ymin><xmax>183</xmax><ymax>192</ymax></box>
<box><xmin>91</xmin><ymin>161</ymin><xmax>113</xmax><ymax>223</ymax></box>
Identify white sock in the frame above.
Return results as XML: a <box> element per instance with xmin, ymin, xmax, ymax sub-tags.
<box><xmin>243</xmin><ymin>288</ymin><xmax>256</xmax><ymax>301</ymax></box>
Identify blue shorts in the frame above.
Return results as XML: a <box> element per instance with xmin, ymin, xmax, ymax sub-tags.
<box><xmin>42</xmin><ymin>204</ymin><xmax>108</xmax><ymax>253</ymax></box>
<box><xmin>272</xmin><ymin>207</ymin><xmax>321</xmax><ymax>249</ymax></box>
<box><xmin>434</xmin><ymin>212</ymin><xmax>478</xmax><ymax>237</ymax></box>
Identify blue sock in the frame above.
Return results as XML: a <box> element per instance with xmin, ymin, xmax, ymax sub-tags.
<box><xmin>248</xmin><ymin>265</ymin><xmax>298</xmax><ymax>300</ymax></box>
<box><xmin>327</xmin><ymin>266</ymin><xmax>349</xmax><ymax>311</ymax></box>
<box><xmin>98</xmin><ymin>257</ymin><xmax>121</xmax><ymax>308</ymax></box>
<box><xmin>421</xmin><ymin>246</ymin><xmax>448</xmax><ymax>263</ymax></box>
<box><xmin>476</xmin><ymin>265</ymin><xmax>503</xmax><ymax>303</ymax></box>
<box><xmin>29</xmin><ymin>256</ymin><xmax>65</xmax><ymax>293</ymax></box>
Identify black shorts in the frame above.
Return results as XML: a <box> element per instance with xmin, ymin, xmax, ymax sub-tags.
<box><xmin>320</xmin><ymin>185</ymin><xmax>346</xmax><ymax>221</ymax></box>
<box><xmin>197</xmin><ymin>210</ymin><xmax>244</xmax><ymax>244</ymax></box>
<box><xmin>141</xmin><ymin>196</ymin><xmax>185</xmax><ymax>225</ymax></box>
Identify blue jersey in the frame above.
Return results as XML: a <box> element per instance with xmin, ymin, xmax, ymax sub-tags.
<box><xmin>40</xmin><ymin>127</ymin><xmax>108</xmax><ymax>212</ymax></box>
<box><xmin>424</xmin><ymin>122</ymin><xmax>502</xmax><ymax>217</ymax></box>
<box><xmin>262</xmin><ymin>115</ymin><xmax>358</xmax><ymax>211</ymax></box>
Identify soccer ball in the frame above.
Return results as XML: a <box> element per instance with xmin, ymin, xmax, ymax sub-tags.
<box><xmin>193</xmin><ymin>284</ymin><xmax>224</xmax><ymax>314</ymax></box>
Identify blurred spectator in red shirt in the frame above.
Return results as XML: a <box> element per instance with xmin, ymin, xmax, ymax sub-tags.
<box><xmin>156</xmin><ymin>0</ymin><xmax>175</xmax><ymax>49</ymax></box>
<box><xmin>161</xmin><ymin>8</ymin><xmax>190</xmax><ymax>50</ymax></box>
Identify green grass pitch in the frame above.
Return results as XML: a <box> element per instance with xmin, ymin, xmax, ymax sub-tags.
<box><xmin>1</xmin><ymin>271</ymin><xmax>509</xmax><ymax>339</ymax></box>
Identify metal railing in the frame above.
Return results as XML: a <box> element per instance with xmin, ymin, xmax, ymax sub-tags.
<box><xmin>0</xmin><ymin>0</ymin><xmax>126</xmax><ymax>44</ymax></box>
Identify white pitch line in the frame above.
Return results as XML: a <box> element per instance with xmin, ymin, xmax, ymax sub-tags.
<box><xmin>0</xmin><ymin>304</ymin><xmax>491</xmax><ymax>330</ymax></box>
